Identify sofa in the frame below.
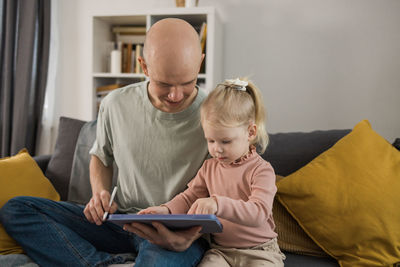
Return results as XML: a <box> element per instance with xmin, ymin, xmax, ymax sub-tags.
<box><xmin>1</xmin><ymin>116</ymin><xmax>399</xmax><ymax>266</ymax></box>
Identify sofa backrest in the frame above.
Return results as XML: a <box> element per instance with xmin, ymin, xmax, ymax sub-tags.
<box><xmin>263</xmin><ymin>129</ymin><xmax>351</xmax><ymax>176</ymax></box>
<box><xmin>45</xmin><ymin>117</ymin><xmax>86</xmax><ymax>200</ymax></box>
<box><xmin>44</xmin><ymin>117</ymin><xmax>354</xmax><ymax>200</ymax></box>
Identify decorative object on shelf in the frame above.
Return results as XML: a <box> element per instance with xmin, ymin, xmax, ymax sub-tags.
<box><xmin>185</xmin><ymin>0</ymin><xmax>199</xmax><ymax>7</ymax></box>
<box><xmin>110</xmin><ymin>42</ymin><xmax>121</xmax><ymax>74</ymax></box>
<box><xmin>175</xmin><ymin>0</ymin><xmax>185</xmax><ymax>7</ymax></box>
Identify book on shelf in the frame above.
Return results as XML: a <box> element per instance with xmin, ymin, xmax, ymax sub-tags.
<box><xmin>96</xmin><ymin>83</ymin><xmax>127</xmax><ymax>93</ymax></box>
<box><xmin>199</xmin><ymin>22</ymin><xmax>207</xmax><ymax>55</ymax></box>
<box><xmin>130</xmin><ymin>48</ymin><xmax>136</xmax><ymax>73</ymax></box>
<box><xmin>96</xmin><ymin>83</ymin><xmax>128</xmax><ymax>111</ymax></box>
<box><xmin>116</xmin><ymin>34</ymin><xmax>145</xmax><ymax>44</ymax></box>
<box><xmin>125</xmin><ymin>43</ymin><xmax>133</xmax><ymax>73</ymax></box>
<box><xmin>112</xmin><ymin>26</ymin><xmax>146</xmax><ymax>35</ymax></box>
<box><xmin>117</xmin><ymin>43</ymin><xmax>145</xmax><ymax>74</ymax></box>
<box><xmin>121</xmin><ymin>43</ymin><xmax>127</xmax><ymax>73</ymax></box>
<box><xmin>135</xmin><ymin>44</ymin><xmax>143</xmax><ymax>74</ymax></box>
<box><xmin>198</xmin><ymin>22</ymin><xmax>207</xmax><ymax>74</ymax></box>
<box><xmin>113</xmin><ymin>26</ymin><xmax>146</xmax><ymax>45</ymax></box>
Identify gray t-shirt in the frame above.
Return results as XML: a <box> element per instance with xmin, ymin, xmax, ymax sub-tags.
<box><xmin>90</xmin><ymin>81</ymin><xmax>208</xmax><ymax>213</ymax></box>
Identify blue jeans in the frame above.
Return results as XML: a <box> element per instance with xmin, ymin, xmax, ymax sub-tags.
<box><xmin>0</xmin><ymin>196</ymin><xmax>208</xmax><ymax>267</ymax></box>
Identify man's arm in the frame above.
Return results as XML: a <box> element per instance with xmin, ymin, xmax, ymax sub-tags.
<box><xmin>124</xmin><ymin>222</ymin><xmax>202</xmax><ymax>252</ymax></box>
<box><xmin>126</xmin><ymin>163</ymin><xmax>208</xmax><ymax>251</ymax></box>
<box><xmin>83</xmin><ymin>155</ymin><xmax>116</xmax><ymax>225</ymax></box>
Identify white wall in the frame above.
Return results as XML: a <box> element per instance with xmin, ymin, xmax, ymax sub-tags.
<box><xmin>55</xmin><ymin>0</ymin><xmax>400</xmax><ymax>142</ymax></box>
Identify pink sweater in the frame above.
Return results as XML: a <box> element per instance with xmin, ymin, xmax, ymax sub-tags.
<box><xmin>165</xmin><ymin>148</ymin><xmax>278</xmax><ymax>248</ymax></box>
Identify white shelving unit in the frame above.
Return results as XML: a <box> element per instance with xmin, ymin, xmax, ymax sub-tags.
<box><xmin>91</xmin><ymin>7</ymin><xmax>222</xmax><ymax>118</ymax></box>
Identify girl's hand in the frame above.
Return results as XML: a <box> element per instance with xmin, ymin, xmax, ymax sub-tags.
<box><xmin>138</xmin><ymin>205</ymin><xmax>170</xmax><ymax>215</ymax></box>
<box><xmin>187</xmin><ymin>197</ymin><xmax>217</xmax><ymax>215</ymax></box>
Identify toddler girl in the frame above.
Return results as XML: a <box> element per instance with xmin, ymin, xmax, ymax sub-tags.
<box><xmin>140</xmin><ymin>78</ymin><xmax>285</xmax><ymax>266</ymax></box>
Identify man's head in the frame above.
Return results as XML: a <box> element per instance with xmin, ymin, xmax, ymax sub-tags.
<box><xmin>138</xmin><ymin>18</ymin><xmax>204</xmax><ymax>113</ymax></box>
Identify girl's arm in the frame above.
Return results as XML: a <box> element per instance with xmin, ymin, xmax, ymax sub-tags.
<box><xmin>164</xmin><ymin>162</ymin><xmax>210</xmax><ymax>214</ymax></box>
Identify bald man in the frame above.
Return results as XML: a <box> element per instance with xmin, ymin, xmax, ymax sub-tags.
<box><xmin>1</xmin><ymin>19</ymin><xmax>209</xmax><ymax>267</ymax></box>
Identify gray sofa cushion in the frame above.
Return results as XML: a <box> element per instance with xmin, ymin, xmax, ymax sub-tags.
<box><xmin>67</xmin><ymin>120</ymin><xmax>97</xmax><ymax>204</ymax></box>
<box><xmin>67</xmin><ymin>120</ymin><xmax>118</xmax><ymax>205</ymax></box>
<box><xmin>34</xmin><ymin>154</ymin><xmax>51</xmax><ymax>173</ymax></box>
<box><xmin>263</xmin><ymin>129</ymin><xmax>351</xmax><ymax>176</ymax></box>
<box><xmin>45</xmin><ymin>117</ymin><xmax>86</xmax><ymax>200</ymax></box>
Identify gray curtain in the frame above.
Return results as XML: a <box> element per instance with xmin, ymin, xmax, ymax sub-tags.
<box><xmin>0</xmin><ymin>0</ymin><xmax>50</xmax><ymax>157</ymax></box>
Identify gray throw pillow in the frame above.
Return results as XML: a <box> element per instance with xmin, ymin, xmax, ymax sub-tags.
<box><xmin>45</xmin><ymin>117</ymin><xmax>86</xmax><ymax>201</ymax></box>
<box><xmin>67</xmin><ymin>120</ymin><xmax>118</xmax><ymax>205</ymax></box>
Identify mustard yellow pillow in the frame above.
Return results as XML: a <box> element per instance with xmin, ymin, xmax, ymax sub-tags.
<box><xmin>274</xmin><ymin>175</ymin><xmax>328</xmax><ymax>257</ymax></box>
<box><xmin>276</xmin><ymin>120</ymin><xmax>400</xmax><ymax>267</ymax></box>
<box><xmin>0</xmin><ymin>149</ymin><xmax>60</xmax><ymax>255</ymax></box>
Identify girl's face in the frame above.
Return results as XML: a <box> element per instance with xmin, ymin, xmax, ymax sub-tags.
<box><xmin>202</xmin><ymin>121</ymin><xmax>257</xmax><ymax>164</ymax></box>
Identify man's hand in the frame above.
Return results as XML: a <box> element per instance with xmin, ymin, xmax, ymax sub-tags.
<box><xmin>83</xmin><ymin>190</ymin><xmax>118</xmax><ymax>225</ymax></box>
<box><xmin>124</xmin><ymin>222</ymin><xmax>202</xmax><ymax>252</ymax></box>
<box><xmin>138</xmin><ymin>206</ymin><xmax>170</xmax><ymax>215</ymax></box>
<box><xmin>187</xmin><ymin>197</ymin><xmax>217</xmax><ymax>215</ymax></box>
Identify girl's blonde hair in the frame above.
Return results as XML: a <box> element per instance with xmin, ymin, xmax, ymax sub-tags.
<box><xmin>200</xmin><ymin>78</ymin><xmax>269</xmax><ymax>153</ymax></box>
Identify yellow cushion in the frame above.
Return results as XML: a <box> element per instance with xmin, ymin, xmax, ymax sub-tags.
<box><xmin>274</xmin><ymin>175</ymin><xmax>328</xmax><ymax>257</ymax></box>
<box><xmin>276</xmin><ymin>120</ymin><xmax>400</xmax><ymax>267</ymax></box>
<box><xmin>0</xmin><ymin>149</ymin><xmax>60</xmax><ymax>255</ymax></box>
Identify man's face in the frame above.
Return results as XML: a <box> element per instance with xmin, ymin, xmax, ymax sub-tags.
<box><xmin>140</xmin><ymin>56</ymin><xmax>200</xmax><ymax>113</ymax></box>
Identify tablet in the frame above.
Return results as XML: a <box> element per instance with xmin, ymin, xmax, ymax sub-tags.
<box><xmin>107</xmin><ymin>214</ymin><xmax>223</xmax><ymax>233</ymax></box>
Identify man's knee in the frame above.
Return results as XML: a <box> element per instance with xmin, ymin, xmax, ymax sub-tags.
<box><xmin>0</xmin><ymin>196</ymin><xmax>40</xmax><ymax>226</ymax></box>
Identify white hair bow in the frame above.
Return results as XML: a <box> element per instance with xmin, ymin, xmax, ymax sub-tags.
<box><xmin>224</xmin><ymin>78</ymin><xmax>248</xmax><ymax>91</ymax></box>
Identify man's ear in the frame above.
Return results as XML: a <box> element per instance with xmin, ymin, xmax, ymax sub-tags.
<box><xmin>248</xmin><ymin>123</ymin><xmax>257</xmax><ymax>141</ymax></box>
<box><xmin>138</xmin><ymin>56</ymin><xmax>149</xmax><ymax>76</ymax></box>
<box><xmin>197</xmin><ymin>53</ymin><xmax>205</xmax><ymax>73</ymax></box>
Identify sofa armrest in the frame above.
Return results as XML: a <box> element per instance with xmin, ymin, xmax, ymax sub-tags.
<box><xmin>33</xmin><ymin>154</ymin><xmax>52</xmax><ymax>173</ymax></box>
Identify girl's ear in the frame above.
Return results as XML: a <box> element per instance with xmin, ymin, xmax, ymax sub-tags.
<box><xmin>248</xmin><ymin>123</ymin><xmax>257</xmax><ymax>141</ymax></box>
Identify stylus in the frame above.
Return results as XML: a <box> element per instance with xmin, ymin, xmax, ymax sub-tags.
<box><xmin>103</xmin><ymin>186</ymin><xmax>117</xmax><ymax>221</ymax></box>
